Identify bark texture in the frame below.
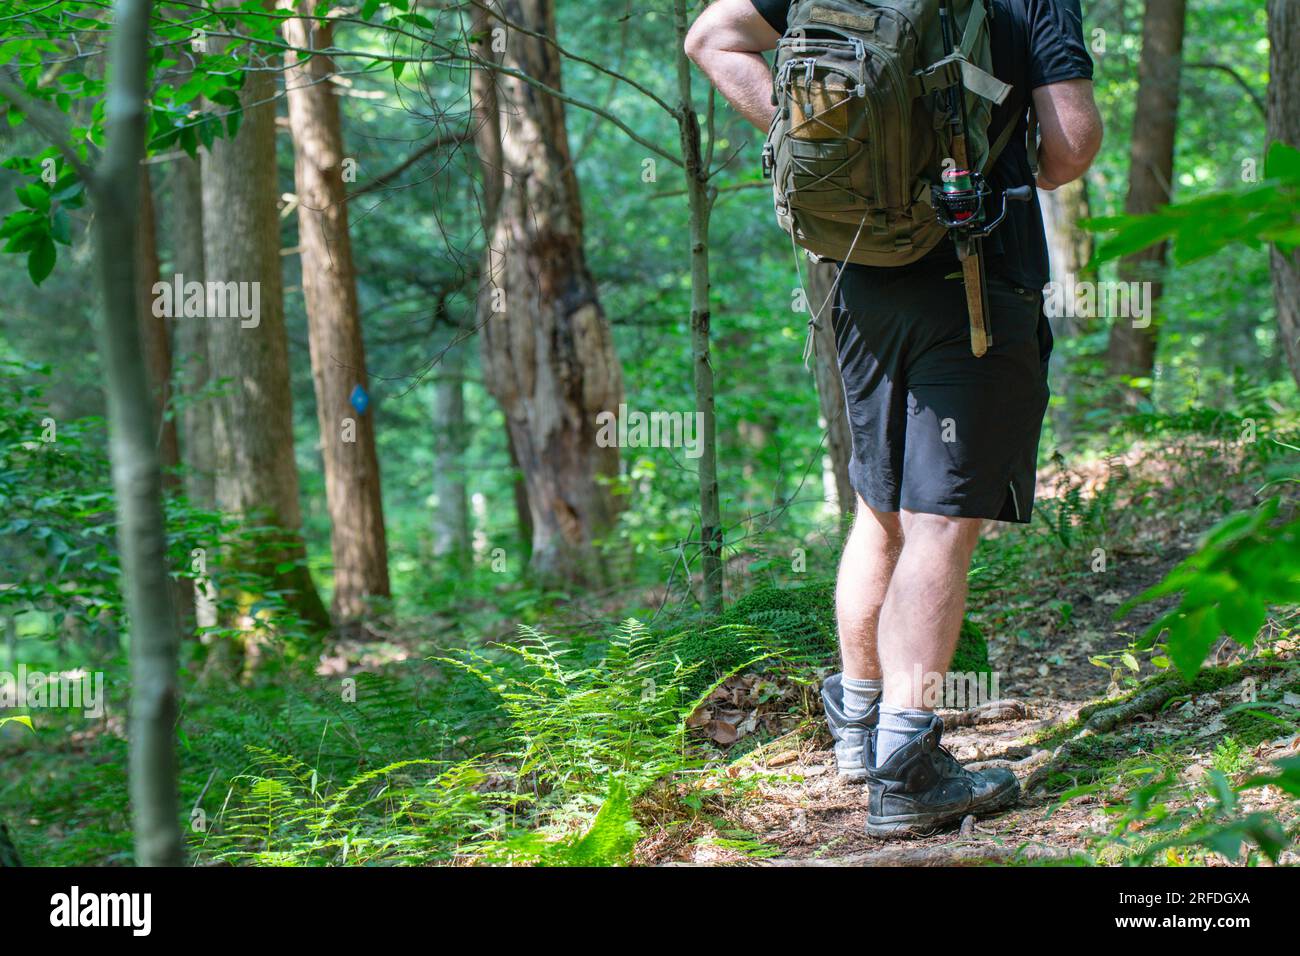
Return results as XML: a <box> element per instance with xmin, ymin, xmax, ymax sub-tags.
<box><xmin>169</xmin><ymin>151</ymin><xmax>215</xmax><ymax>507</ymax></box>
<box><xmin>201</xmin><ymin>13</ymin><xmax>327</xmax><ymax>626</ymax></box>
<box><xmin>282</xmin><ymin>3</ymin><xmax>391</xmax><ymax>622</ymax></box>
<box><xmin>94</xmin><ymin>0</ymin><xmax>185</xmax><ymax>866</ymax></box>
<box><xmin>805</xmin><ymin>259</ymin><xmax>854</xmax><ymax>524</ymax></box>
<box><xmin>432</xmin><ymin>331</ymin><xmax>472</xmax><ymax>570</ymax></box>
<box><xmin>470</xmin><ymin>3</ymin><xmax>532</xmax><ymax>559</ymax></box>
<box><xmin>1268</xmin><ymin>0</ymin><xmax>1300</xmax><ymax>387</ymax></box>
<box><xmin>1105</xmin><ymin>0</ymin><xmax>1186</xmax><ymax>399</ymax></box>
<box><xmin>1039</xmin><ymin>177</ymin><xmax>1093</xmax><ymax>444</ymax></box>
<box><xmin>474</xmin><ymin>0</ymin><xmax>625</xmax><ymax>585</ymax></box>
<box><xmin>674</xmin><ymin>0</ymin><xmax>723</xmax><ymax>611</ymax></box>
<box><xmin>136</xmin><ymin>166</ymin><xmax>180</xmax><ymax>488</ymax></box>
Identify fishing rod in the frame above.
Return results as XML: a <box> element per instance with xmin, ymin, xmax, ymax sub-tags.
<box><xmin>932</xmin><ymin>0</ymin><xmax>1032</xmax><ymax>357</ymax></box>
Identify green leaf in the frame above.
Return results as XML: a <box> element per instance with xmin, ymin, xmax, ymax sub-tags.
<box><xmin>27</xmin><ymin>233</ymin><xmax>56</xmax><ymax>285</ymax></box>
<box><xmin>1264</xmin><ymin>140</ymin><xmax>1300</xmax><ymax>183</ymax></box>
<box><xmin>50</xmin><ymin>205</ymin><xmax>71</xmax><ymax>245</ymax></box>
<box><xmin>396</xmin><ymin>12</ymin><xmax>434</xmax><ymax>29</ymax></box>
<box><xmin>1165</xmin><ymin>605</ymin><xmax>1222</xmax><ymax>680</ymax></box>
<box><xmin>560</xmin><ymin>777</ymin><xmax>640</xmax><ymax>866</ymax></box>
<box><xmin>0</xmin><ymin>714</ymin><xmax>34</xmax><ymax>732</ymax></box>
<box><xmin>16</xmin><ymin>182</ymin><xmax>49</xmax><ymax>212</ymax></box>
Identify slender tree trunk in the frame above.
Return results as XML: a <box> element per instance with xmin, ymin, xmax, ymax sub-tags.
<box><xmin>282</xmin><ymin>2</ymin><xmax>390</xmax><ymax>624</ymax></box>
<box><xmin>1040</xmin><ymin>177</ymin><xmax>1094</xmax><ymax>443</ymax></box>
<box><xmin>674</xmin><ymin>0</ymin><xmax>723</xmax><ymax>612</ymax></box>
<box><xmin>167</xmin><ymin>148</ymin><xmax>219</xmax><ymax>631</ymax></box>
<box><xmin>805</xmin><ymin>260</ymin><xmax>854</xmax><ymax>524</ymax></box>
<box><xmin>137</xmin><ymin>164</ymin><xmax>197</xmax><ymax>636</ymax></box>
<box><xmin>432</xmin><ymin>331</ymin><xmax>472</xmax><ymax>571</ymax></box>
<box><xmin>1268</xmin><ymin>0</ymin><xmax>1300</xmax><ymax>387</ymax></box>
<box><xmin>202</xmin><ymin>8</ymin><xmax>327</xmax><ymax>628</ymax></box>
<box><xmin>94</xmin><ymin>0</ymin><xmax>184</xmax><ymax>867</ymax></box>
<box><xmin>137</xmin><ymin>166</ymin><xmax>181</xmax><ymax>489</ymax></box>
<box><xmin>1105</xmin><ymin>0</ymin><xmax>1186</xmax><ymax>401</ymax></box>
<box><xmin>165</xmin><ymin>7</ymin><xmax>215</xmax><ymax>509</ymax></box>
<box><xmin>474</xmin><ymin>0</ymin><xmax>625</xmax><ymax>586</ymax></box>
<box><xmin>170</xmin><ymin>159</ymin><xmax>214</xmax><ymax>506</ymax></box>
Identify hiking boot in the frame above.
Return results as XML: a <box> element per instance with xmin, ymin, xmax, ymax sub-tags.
<box><xmin>864</xmin><ymin>712</ymin><xmax>1019</xmax><ymax>837</ymax></box>
<box><xmin>821</xmin><ymin>673</ymin><xmax>877</xmax><ymax>781</ymax></box>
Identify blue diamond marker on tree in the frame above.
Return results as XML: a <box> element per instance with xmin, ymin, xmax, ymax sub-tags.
<box><xmin>349</xmin><ymin>384</ymin><xmax>370</xmax><ymax>415</ymax></box>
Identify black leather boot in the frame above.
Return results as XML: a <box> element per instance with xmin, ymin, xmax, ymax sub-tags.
<box><xmin>864</xmin><ymin>712</ymin><xmax>1019</xmax><ymax>836</ymax></box>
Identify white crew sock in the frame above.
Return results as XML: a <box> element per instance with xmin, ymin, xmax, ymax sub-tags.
<box><xmin>841</xmin><ymin>676</ymin><xmax>883</xmax><ymax>720</ymax></box>
<box><xmin>874</xmin><ymin>705</ymin><xmax>934</xmax><ymax>767</ymax></box>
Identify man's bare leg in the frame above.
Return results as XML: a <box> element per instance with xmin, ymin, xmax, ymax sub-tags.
<box><xmin>874</xmin><ymin>510</ymin><xmax>982</xmax><ymax>765</ymax></box>
<box><xmin>835</xmin><ymin>497</ymin><xmax>903</xmax><ymax>681</ymax></box>
<box><xmin>877</xmin><ymin>510</ymin><xmax>982</xmax><ymax>707</ymax></box>
<box><xmin>824</xmin><ymin>498</ymin><xmax>902</xmax><ymax>777</ymax></box>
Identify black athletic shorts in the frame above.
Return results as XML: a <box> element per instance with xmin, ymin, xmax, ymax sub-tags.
<box><xmin>828</xmin><ymin>255</ymin><xmax>1054</xmax><ymax>524</ymax></box>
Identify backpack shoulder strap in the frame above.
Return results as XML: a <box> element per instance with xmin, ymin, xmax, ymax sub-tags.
<box><xmin>983</xmin><ymin>101</ymin><xmax>1039</xmax><ymax>175</ymax></box>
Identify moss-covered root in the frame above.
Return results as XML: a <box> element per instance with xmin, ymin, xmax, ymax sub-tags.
<box><xmin>1022</xmin><ymin>663</ymin><xmax>1288</xmax><ymax>795</ymax></box>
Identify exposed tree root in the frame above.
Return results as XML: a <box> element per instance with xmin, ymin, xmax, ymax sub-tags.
<box><xmin>945</xmin><ymin>698</ymin><xmax>1030</xmax><ymax>727</ymax></box>
<box><xmin>1080</xmin><ymin>676</ymin><xmax>1187</xmax><ymax>734</ymax></box>
<box><xmin>966</xmin><ymin>748</ymin><xmax>1054</xmax><ymax>773</ymax></box>
<box><xmin>1023</xmin><ymin>673</ymin><xmax>1189</xmax><ymax>794</ymax></box>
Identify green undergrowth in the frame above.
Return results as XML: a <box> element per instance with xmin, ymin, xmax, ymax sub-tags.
<box><xmin>1032</xmin><ymin>660</ymin><xmax>1299</xmax><ymax>795</ymax></box>
<box><xmin>1027</xmin><ymin>659</ymin><xmax>1292</xmax><ymax>752</ymax></box>
<box><xmin>675</xmin><ymin>578</ymin><xmax>989</xmax><ymax>697</ymax></box>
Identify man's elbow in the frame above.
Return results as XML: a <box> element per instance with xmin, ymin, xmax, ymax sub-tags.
<box><xmin>1040</xmin><ymin>120</ymin><xmax>1102</xmax><ymax>188</ymax></box>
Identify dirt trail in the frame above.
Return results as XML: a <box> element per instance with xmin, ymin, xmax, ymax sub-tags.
<box><xmin>641</xmin><ymin>451</ymin><xmax>1300</xmax><ymax>867</ymax></box>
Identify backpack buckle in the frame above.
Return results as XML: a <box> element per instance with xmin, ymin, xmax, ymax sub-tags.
<box><xmin>761</xmin><ymin>142</ymin><xmax>774</xmax><ymax>179</ymax></box>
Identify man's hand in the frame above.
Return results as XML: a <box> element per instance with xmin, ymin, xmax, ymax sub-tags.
<box><xmin>683</xmin><ymin>0</ymin><xmax>780</xmax><ymax>131</ymax></box>
<box><xmin>1032</xmin><ymin>78</ymin><xmax>1102</xmax><ymax>190</ymax></box>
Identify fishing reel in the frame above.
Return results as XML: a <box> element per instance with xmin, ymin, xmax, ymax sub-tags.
<box><xmin>931</xmin><ymin>168</ymin><xmax>1033</xmax><ymax>240</ymax></box>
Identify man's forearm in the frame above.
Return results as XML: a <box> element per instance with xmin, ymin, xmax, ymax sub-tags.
<box><xmin>689</xmin><ymin>49</ymin><xmax>776</xmax><ymax>132</ymax></box>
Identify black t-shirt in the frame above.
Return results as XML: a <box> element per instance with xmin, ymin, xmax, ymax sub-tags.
<box><xmin>751</xmin><ymin>0</ymin><xmax>1093</xmax><ymax>289</ymax></box>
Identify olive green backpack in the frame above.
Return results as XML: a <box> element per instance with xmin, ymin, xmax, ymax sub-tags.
<box><xmin>762</xmin><ymin>0</ymin><xmax>1015</xmax><ymax>267</ymax></box>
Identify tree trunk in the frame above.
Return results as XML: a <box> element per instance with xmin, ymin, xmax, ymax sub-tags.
<box><xmin>674</xmin><ymin>0</ymin><xmax>723</xmax><ymax>612</ymax></box>
<box><xmin>138</xmin><ymin>163</ymin><xmax>196</xmax><ymax>635</ymax></box>
<box><xmin>469</xmin><ymin>5</ymin><xmax>532</xmax><ymax>561</ymax></box>
<box><xmin>805</xmin><ymin>259</ymin><xmax>854</xmax><ymax>525</ymax></box>
<box><xmin>1039</xmin><ymin>177</ymin><xmax>1094</xmax><ymax>444</ymax></box>
<box><xmin>167</xmin><ymin>147</ymin><xmax>219</xmax><ymax>632</ymax></box>
<box><xmin>282</xmin><ymin>2</ymin><xmax>391</xmax><ymax>624</ymax></box>
<box><xmin>1105</xmin><ymin>0</ymin><xmax>1186</xmax><ymax>400</ymax></box>
<box><xmin>432</xmin><ymin>331</ymin><xmax>472</xmax><ymax>571</ymax></box>
<box><xmin>504</xmin><ymin>426</ymin><xmax>534</xmax><ymax>560</ymax></box>
<box><xmin>474</xmin><ymin>0</ymin><xmax>625</xmax><ymax>586</ymax></box>
<box><xmin>137</xmin><ymin>165</ymin><xmax>180</xmax><ymax>488</ymax></box>
<box><xmin>93</xmin><ymin>0</ymin><xmax>185</xmax><ymax>867</ymax></box>
<box><xmin>170</xmin><ymin>158</ymin><xmax>215</xmax><ymax>506</ymax></box>
<box><xmin>201</xmin><ymin>10</ymin><xmax>327</xmax><ymax>628</ymax></box>
<box><xmin>1268</xmin><ymin>0</ymin><xmax>1300</xmax><ymax>388</ymax></box>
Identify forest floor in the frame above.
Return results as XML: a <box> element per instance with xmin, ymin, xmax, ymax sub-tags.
<box><xmin>634</xmin><ymin>441</ymin><xmax>1300</xmax><ymax>866</ymax></box>
<box><xmin>2</xmin><ymin>427</ymin><xmax>1296</xmax><ymax>866</ymax></box>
